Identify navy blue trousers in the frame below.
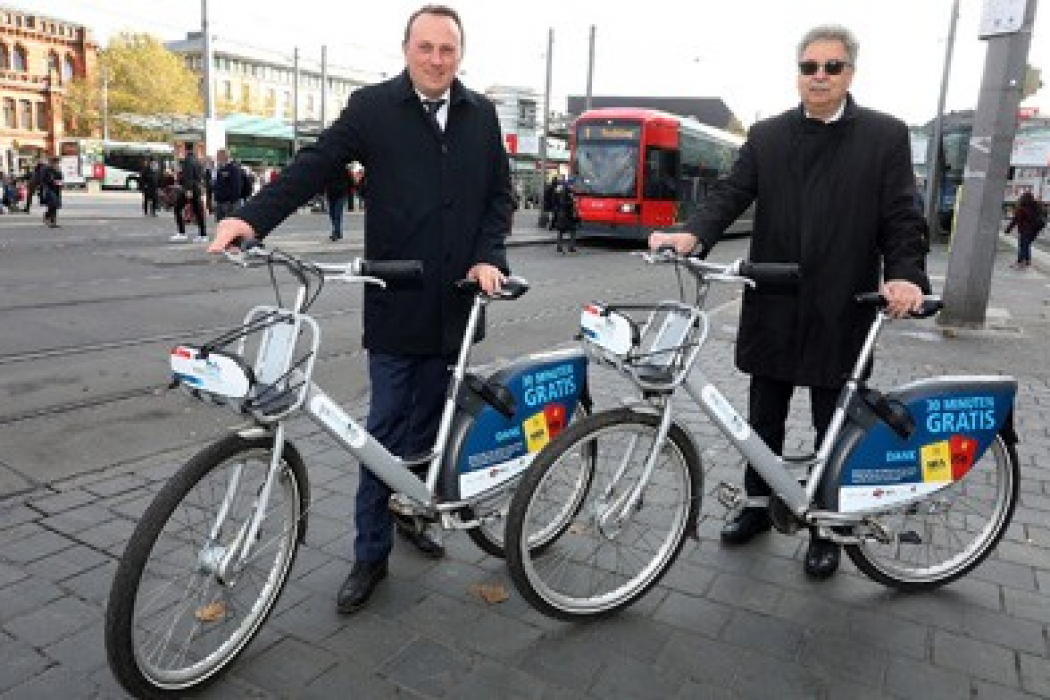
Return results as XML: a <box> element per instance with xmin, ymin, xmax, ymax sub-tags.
<box><xmin>354</xmin><ymin>351</ymin><xmax>452</xmax><ymax>562</ymax></box>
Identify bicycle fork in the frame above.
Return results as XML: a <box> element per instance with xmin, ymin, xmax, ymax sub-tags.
<box><xmin>595</xmin><ymin>401</ymin><xmax>675</xmax><ymax>538</ymax></box>
<box><xmin>202</xmin><ymin>425</ymin><xmax>289</xmax><ymax>585</ymax></box>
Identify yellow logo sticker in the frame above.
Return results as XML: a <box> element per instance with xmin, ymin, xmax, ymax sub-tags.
<box><xmin>523</xmin><ymin>411</ymin><xmax>551</xmax><ymax>453</ymax></box>
<box><xmin>921</xmin><ymin>440</ymin><xmax>952</xmax><ymax>483</ymax></box>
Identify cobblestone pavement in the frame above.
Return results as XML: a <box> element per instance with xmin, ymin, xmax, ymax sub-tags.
<box><xmin>2</xmin><ymin>235</ymin><xmax>1049</xmax><ymax>698</ymax></box>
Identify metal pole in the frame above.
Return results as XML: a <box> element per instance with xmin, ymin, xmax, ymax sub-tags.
<box><xmin>202</xmin><ymin>0</ymin><xmax>215</xmax><ymax>119</ymax></box>
<box><xmin>538</xmin><ymin>28</ymin><xmax>553</xmax><ymax>228</ymax></box>
<box><xmin>101</xmin><ymin>67</ymin><xmax>109</xmax><ymax>141</ymax></box>
<box><xmin>585</xmin><ymin>25</ymin><xmax>595</xmax><ymax>111</ymax></box>
<box><xmin>940</xmin><ymin>0</ymin><xmax>1039</xmax><ymax>328</ymax></box>
<box><xmin>923</xmin><ymin>0</ymin><xmax>959</xmax><ymax>240</ymax></box>
<box><xmin>292</xmin><ymin>47</ymin><xmax>300</xmax><ymax>155</ymax></box>
<box><xmin>321</xmin><ymin>45</ymin><xmax>328</xmax><ymax>128</ymax></box>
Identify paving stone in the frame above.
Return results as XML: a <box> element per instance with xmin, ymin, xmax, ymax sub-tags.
<box><xmin>2</xmin><ymin>527</ymin><xmax>72</xmax><ymax>565</ymax></box>
<box><xmin>0</xmin><ymin>576</ymin><xmax>64</xmax><ymax>623</ymax></box>
<box><xmin>299</xmin><ymin>658</ymin><xmax>400</xmax><ymax>699</ymax></box>
<box><xmin>587</xmin><ymin>653</ymin><xmax>687</xmax><ymax>699</ymax></box>
<box><xmin>1</xmin><ymin>667</ymin><xmax>97</xmax><ymax>700</ymax></box>
<box><xmin>931</xmin><ymin>630</ymin><xmax>1018</xmax><ymax>687</ymax></box>
<box><xmin>884</xmin><ymin>656</ymin><xmax>973</xmax><ymax>700</ymax></box>
<box><xmin>719</xmin><ymin>609</ymin><xmax>807</xmax><ymax>664</ymax></box>
<box><xmin>42</xmin><ymin>622</ymin><xmax>107</xmax><ymax>674</ymax></box>
<box><xmin>706</xmin><ymin>571</ymin><xmax>784</xmax><ymax>616</ymax></box>
<box><xmin>379</xmin><ymin>636</ymin><xmax>474</xmax><ymax>698</ymax></box>
<box><xmin>515</xmin><ymin>627</ymin><xmax>607</xmax><ymax>694</ymax></box>
<box><xmin>57</xmin><ymin>558</ymin><xmax>117</xmax><ymax>606</ymax></box>
<box><xmin>24</xmin><ymin>543</ymin><xmax>109</xmax><ymax>582</ymax></box>
<box><xmin>1019</xmin><ymin>652</ymin><xmax>1050</xmax><ymax>697</ymax></box>
<box><xmin>0</xmin><ymin>638</ymin><xmax>51</xmax><ymax>693</ymax></box>
<box><xmin>25</xmin><ymin>488</ymin><xmax>97</xmax><ymax>516</ymax></box>
<box><xmin>234</xmin><ymin>635</ymin><xmax>338</xmax><ymax>695</ymax></box>
<box><xmin>445</xmin><ymin>660</ymin><xmax>548</xmax><ymax>700</ymax></box>
<box><xmin>3</xmin><ymin>595</ymin><xmax>99</xmax><ymax>648</ymax></box>
<box><xmin>652</xmin><ymin>589</ymin><xmax>734</xmax><ymax>639</ymax></box>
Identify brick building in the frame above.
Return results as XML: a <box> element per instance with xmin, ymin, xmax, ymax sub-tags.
<box><xmin>0</xmin><ymin>6</ymin><xmax>98</xmax><ymax>175</ymax></box>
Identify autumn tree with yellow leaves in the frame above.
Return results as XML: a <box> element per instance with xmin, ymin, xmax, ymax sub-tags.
<box><xmin>63</xmin><ymin>33</ymin><xmax>202</xmax><ymax>140</ymax></box>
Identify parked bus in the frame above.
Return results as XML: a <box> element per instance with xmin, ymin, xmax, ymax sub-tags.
<box><xmin>56</xmin><ymin>138</ymin><xmax>175</xmax><ymax>190</ymax></box>
<box><xmin>570</xmin><ymin>107</ymin><xmax>750</xmax><ymax>240</ymax></box>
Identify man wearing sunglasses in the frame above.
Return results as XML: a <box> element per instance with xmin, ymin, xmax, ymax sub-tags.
<box><xmin>651</xmin><ymin>25</ymin><xmax>928</xmax><ymax>579</ymax></box>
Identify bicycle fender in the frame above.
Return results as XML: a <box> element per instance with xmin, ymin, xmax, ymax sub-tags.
<box><xmin>822</xmin><ymin>376</ymin><xmax>1017</xmax><ymax>515</ymax></box>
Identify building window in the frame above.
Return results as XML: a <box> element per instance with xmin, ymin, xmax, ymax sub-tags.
<box><xmin>2</xmin><ymin>98</ymin><xmax>14</xmax><ymax>128</ymax></box>
<box><xmin>19</xmin><ymin>99</ymin><xmax>31</xmax><ymax>130</ymax></box>
<box><xmin>36</xmin><ymin>102</ymin><xmax>46</xmax><ymax>130</ymax></box>
<box><xmin>48</xmin><ymin>51</ymin><xmax>59</xmax><ymax>75</ymax></box>
<box><xmin>63</xmin><ymin>55</ymin><xmax>75</xmax><ymax>81</ymax></box>
<box><xmin>222</xmin><ymin>80</ymin><xmax>232</xmax><ymax>99</ymax></box>
<box><xmin>13</xmin><ymin>44</ymin><xmax>27</xmax><ymax>71</ymax></box>
<box><xmin>241</xmin><ymin>84</ymin><xmax>251</xmax><ymax>109</ymax></box>
<box><xmin>0</xmin><ymin>44</ymin><xmax>8</xmax><ymax>70</ymax></box>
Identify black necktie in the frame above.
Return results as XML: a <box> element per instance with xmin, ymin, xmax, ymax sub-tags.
<box><xmin>422</xmin><ymin>99</ymin><xmax>445</xmax><ymax>130</ymax></box>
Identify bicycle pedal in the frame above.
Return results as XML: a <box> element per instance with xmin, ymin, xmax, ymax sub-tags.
<box><xmin>388</xmin><ymin>493</ymin><xmax>426</xmax><ymax>518</ymax></box>
<box><xmin>715</xmin><ymin>482</ymin><xmax>744</xmax><ymax>510</ymax></box>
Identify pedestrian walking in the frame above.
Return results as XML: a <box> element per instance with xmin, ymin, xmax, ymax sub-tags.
<box><xmin>40</xmin><ymin>156</ymin><xmax>64</xmax><ymax>228</ymax></box>
<box><xmin>171</xmin><ymin>144</ymin><xmax>207</xmax><ymax>243</ymax></box>
<box><xmin>325</xmin><ymin>166</ymin><xmax>353</xmax><ymax>241</ymax></box>
<box><xmin>1005</xmin><ymin>191</ymin><xmax>1045</xmax><ymax>270</ymax></box>
<box><xmin>651</xmin><ymin>24</ymin><xmax>928</xmax><ymax>580</ymax></box>
<box><xmin>139</xmin><ymin>158</ymin><xmax>160</xmax><ymax>216</ymax></box>
<box><xmin>209</xmin><ymin>4</ymin><xmax>512</xmax><ymax>615</ymax></box>
<box><xmin>24</xmin><ymin>160</ymin><xmax>44</xmax><ymax>214</ymax></box>
<box><xmin>553</xmin><ymin>178</ymin><xmax>579</xmax><ymax>253</ymax></box>
<box><xmin>211</xmin><ymin>149</ymin><xmax>244</xmax><ymax>222</ymax></box>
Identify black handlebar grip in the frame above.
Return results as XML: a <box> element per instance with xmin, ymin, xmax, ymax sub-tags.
<box><xmin>738</xmin><ymin>262</ymin><xmax>801</xmax><ymax>290</ymax></box>
<box><xmin>358</xmin><ymin>260</ymin><xmax>424</xmax><ymax>281</ymax></box>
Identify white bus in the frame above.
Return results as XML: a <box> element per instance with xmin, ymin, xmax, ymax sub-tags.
<box><xmin>56</xmin><ymin>139</ymin><xmax>175</xmax><ymax>190</ymax></box>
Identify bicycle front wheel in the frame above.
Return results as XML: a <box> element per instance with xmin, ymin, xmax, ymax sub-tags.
<box><xmin>506</xmin><ymin>408</ymin><xmax>701</xmax><ymax>621</ymax></box>
<box><xmin>105</xmin><ymin>433</ymin><xmax>309</xmax><ymax>698</ymax></box>
<box><xmin>846</xmin><ymin>433</ymin><xmax>1019</xmax><ymax>591</ymax></box>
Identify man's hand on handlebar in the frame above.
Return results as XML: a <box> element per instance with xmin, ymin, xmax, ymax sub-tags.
<box><xmin>881</xmin><ymin>279</ymin><xmax>925</xmax><ymax>319</ymax></box>
<box><xmin>649</xmin><ymin>231</ymin><xmax>700</xmax><ymax>256</ymax></box>
<box><xmin>467</xmin><ymin>263</ymin><xmax>505</xmax><ymax>296</ymax></box>
<box><xmin>207</xmin><ymin>217</ymin><xmax>257</xmax><ymax>254</ymax></box>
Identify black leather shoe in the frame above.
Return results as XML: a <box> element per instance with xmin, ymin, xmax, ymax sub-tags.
<box><xmin>393</xmin><ymin>513</ymin><xmax>445</xmax><ymax>559</ymax></box>
<box><xmin>720</xmin><ymin>508</ymin><xmax>772</xmax><ymax>545</ymax></box>
<box><xmin>803</xmin><ymin>537</ymin><xmax>841</xmax><ymax>579</ymax></box>
<box><xmin>336</xmin><ymin>560</ymin><xmax>388</xmax><ymax>614</ymax></box>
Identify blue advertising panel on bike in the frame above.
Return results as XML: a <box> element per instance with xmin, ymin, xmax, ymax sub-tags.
<box><xmin>837</xmin><ymin>378</ymin><xmax>1016</xmax><ymax>513</ymax></box>
<box><xmin>451</xmin><ymin>350</ymin><xmax>587</xmax><ymax>500</ymax></box>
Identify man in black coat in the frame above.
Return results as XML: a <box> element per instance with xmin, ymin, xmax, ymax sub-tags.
<box><xmin>651</xmin><ymin>25</ymin><xmax>928</xmax><ymax>579</ymax></box>
<box><xmin>171</xmin><ymin>144</ymin><xmax>207</xmax><ymax>242</ymax></box>
<box><xmin>211</xmin><ymin>149</ymin><xmax>244</xmax><ymax>222</ymax></box>
<box><xmin>209</xmin><ymin>5</ymin><xmax>511</xmax><ymax>612</ymax></box>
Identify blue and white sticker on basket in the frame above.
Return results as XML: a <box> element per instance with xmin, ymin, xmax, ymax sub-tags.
<box><xmin>170</xmin><ymin>347</ymin><xmax>252</xmax><ymax>399</ymax></box>
<box><xmin>580</xmin><ymin>304</ymin><xmax>634</xmax><ymax>356</ymax></box>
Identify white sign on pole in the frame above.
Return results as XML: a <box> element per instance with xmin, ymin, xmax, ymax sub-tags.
<box><xmin>979</xmin><ymin>0</ymin><xmax>1026</xmax><ymax>38</ymax></box>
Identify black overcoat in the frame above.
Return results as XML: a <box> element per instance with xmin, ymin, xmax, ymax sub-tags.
<box><xmin>687</xmin><ymin>96</ymin><xmax>929</xmax><ymax>388</ymax></box>
<box><xmin>237</xmin><ymin>70</ymin><xmax>512</xmax><ymax>355</ymax></box>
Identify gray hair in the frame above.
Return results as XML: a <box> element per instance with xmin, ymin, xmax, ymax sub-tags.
<box><xmin>798</xmin><ymin>25</ymin><xmax>859</xmax><ymax>65</ymax></box>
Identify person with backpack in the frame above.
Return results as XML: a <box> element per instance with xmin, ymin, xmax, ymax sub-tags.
<box><xmin>24</xmin><ymin>161</ymin><xmax>44</xmax><ymax>214</ymax></box>
<box><xmin>1005</xmin><ymin>191</ymin><xmax>1045</xmax><ymax>270</ymax></box>
<box><xmin>171</xmin><ymin>144</ymin><xmax>207</xmax><ymax>243</ymax></box>
<box><xmin>40</xmin><ymin>157</ymin><xmax>64</xmax><ymax>228</ymax></box>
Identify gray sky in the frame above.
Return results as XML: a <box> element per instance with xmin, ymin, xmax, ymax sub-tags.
<box><xmin>25</xmin><ymin>0</ymin><xmax>1050</xmax><ymax>127</ymax></box>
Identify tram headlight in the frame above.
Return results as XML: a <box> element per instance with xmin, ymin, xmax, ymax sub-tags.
<box><xmin>619</xmin><ymin>203</ymin><xmax>638</xmax><ymax>214</ymax></box>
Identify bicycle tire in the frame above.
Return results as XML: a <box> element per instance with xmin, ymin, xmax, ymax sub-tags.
<box><xmin>105</xmin><ymin>433</ymin><xmax>309</xmax><ymax>698</ymax></box>
<box><xmin>506</xmin><ymin>408</ymin><xmax>701</xmax><ymax>621</ymax></box>
<box><xmin>845</xmin><ymin>433</ymin><xmax>1018</xmax><ymax>591</ymax></box>
<box><xmin>465</xmin><ymin>400</ymin><xmax>593</xmax><ymax>558</ymax></box>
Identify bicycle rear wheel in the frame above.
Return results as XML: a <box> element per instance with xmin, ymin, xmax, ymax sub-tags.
<box><xmin>845</xmin><ymin>433</ymin><xmax>1018</xmax><ymax>591</ymax></box>
<box><xmin>506</xmin><ymin>408</ymin><xmax>701</xmax><ymax>621</ymax></box>
<box><xmin>105</xmin><ymin>433</ymin><xmax>309</xmax><ymax>698</ymax></box>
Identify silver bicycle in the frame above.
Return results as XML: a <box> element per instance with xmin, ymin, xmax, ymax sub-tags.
<box><xmin>104</xmin><ymin>246</ymin><xmax>592</xmax><ymax>697</ymax></box>
<box><xmin>505</xmin><ymin>251</ymin><xmax>1019</xmax><ymax>621</ymax></box>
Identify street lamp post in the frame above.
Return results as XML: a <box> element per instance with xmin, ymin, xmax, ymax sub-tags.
<box><xmin>537</xmin><ymin>28</ymin><xmax>553</xmax><ymax>228</ymax></box>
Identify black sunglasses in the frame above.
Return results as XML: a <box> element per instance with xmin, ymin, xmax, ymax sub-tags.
<box><xmin>798</xmin><ymin>59</ymin><xmax>851</xmax><ymax>76</ymax></box>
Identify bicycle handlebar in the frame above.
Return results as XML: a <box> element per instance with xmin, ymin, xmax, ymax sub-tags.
<box><xmin>355</xmin><ymin>259</ymin><xmax>424</xmax><ymax>281</ymax></box>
